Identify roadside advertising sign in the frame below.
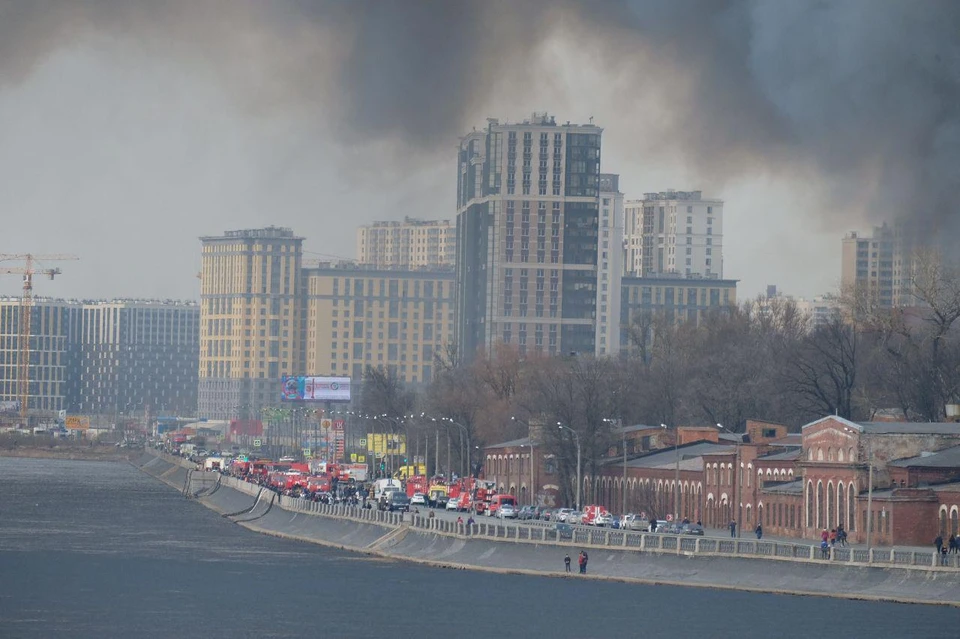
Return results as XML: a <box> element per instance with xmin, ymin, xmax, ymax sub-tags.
<box><xmin>280</xmin><ymin>376</ymin><xmax>351</xmax><ymax>402</ymax></box>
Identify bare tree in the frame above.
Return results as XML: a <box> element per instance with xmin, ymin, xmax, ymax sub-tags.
<box><xmin>781</xmin><ymin>317</ymin><xmax>860</xmax><ymax>420</ymax></box>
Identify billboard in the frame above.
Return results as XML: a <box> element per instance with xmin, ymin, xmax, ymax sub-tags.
<box><xmin>366</xmin><ymin>433</ymin><xmax>406</xmax><ymax>457</ymax></box>
<box><xmin>65</xmin><ymin>416</ymin><xmax>91</xmax><ymax>431</ymax></box>
<box><xmin>281</xmin><ymin>376</ymin><xmax>351</xmax><ymax>402</ymax></box>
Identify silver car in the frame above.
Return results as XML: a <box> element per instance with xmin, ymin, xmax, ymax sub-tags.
<box><xmin>497</xmin><ymin>504</ymin><xmax>518</xmax><ymax>519</ymax></box>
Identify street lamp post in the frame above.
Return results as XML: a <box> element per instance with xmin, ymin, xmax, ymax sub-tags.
<box><xmin>603</xmin><ymin>418</ymin><xmax>627</xmax><ymax>516</ymax></box>
<box><xmin>442</xmin><ymin>418</ymin><xmax>471</xmax><ymax>479</ymax></box>
<box><xmin>661</xmin><ymin>423</ymin><xmax>680</xmax><ymax>522</ymax></box>
<box><xmin>716</xmin><ymin>423</ymin><xmax>741</xmax><ymax>537</ymax></box>
<box><xmin>558</xmin><ymin>422</ymin><xmax>581</xmax><ymax>511</ymax></box>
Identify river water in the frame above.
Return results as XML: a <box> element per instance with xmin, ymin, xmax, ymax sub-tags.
<box><xmin>0</xmin><ymin>457</ymin><xmax>956</xmax><ymax>638</ymax></box>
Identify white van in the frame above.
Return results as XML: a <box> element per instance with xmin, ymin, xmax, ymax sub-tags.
<box><xmin>373</xmin><ymin>478</ymin><xmax>403</xmax><ymax>501</ymax></box>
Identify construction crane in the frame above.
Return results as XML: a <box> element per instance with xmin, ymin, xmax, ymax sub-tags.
<box><xmin>0</xmin><ymin>254</ymin><xmax>79</xmax><ymax>420</ymax></box>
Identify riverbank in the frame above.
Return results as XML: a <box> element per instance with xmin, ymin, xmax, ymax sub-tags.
<box><xmin>0</xmin><ymin>444</ymin><xmax>140</xmax><ymax>462</ymax></box>
<box><xmin>134</xmin><ymin>449</ymin><xmax>960</xmax><ymax>607</ymax></box>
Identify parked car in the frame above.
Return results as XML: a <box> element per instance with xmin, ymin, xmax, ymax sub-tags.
<box><xmin>435</xmin><ymin>495</ymin><xmax>450</xmax><ymax>509</ymax></box>
<box><xmin>497</xmin><ymin>504</ymin><xmax>518</xmax><ymax>519</ymax></box>
<box><xmin>656</xmin><ymin>521</ymin><xmax>681</xmax><ymax>534</ymax></box>
<box><xmin>386</xmin><ymin>492</ymin><xmax>411</xmax><ymax>512</ymax></box>
<box><xmin>621</xmin><ymin>514</ymin><xmax>649</xmax><ymax>531</ymax></box>
<box><xmin>594</xmin><ymin>512</ymin><xmax>613</xmax><ymax>527</ymax></box>
<box><xmin>445</xmin><ymin>497</ymin><xmax>460</xmax><ymax>511</ymax></box>
<box><xmin>411</xmin><ymin>493</ymin><xmax>427</xmax><ymax>506</ymax></box>
<box><xmin>555</xmin><ymin>508</ymin><xmax>574</xmax><ymax>523</ymax></box>
<box><xmin>518</xmin><ymin>505</ymin><xmax>538</xmax><ymax>520</ymax></box>
<box><xmin>681</xmin><ymin>523</ymin><xmax>705</xmax><ymax>536</ymax></box>
<box><xmin>567</xmin><ymin>511</ymin><xmax>584</xmax><ymax>525</ymax></box>
<box><xmin>541</xmin><ymin>509</ymin><xmax>553</xmax><ymax>521</ymax></box>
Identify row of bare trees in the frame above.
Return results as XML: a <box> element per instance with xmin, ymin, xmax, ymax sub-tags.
<box><xmin>356</xmin><ymin>252</ymin><xmax>960</xmax><ymax>507</ymax></box>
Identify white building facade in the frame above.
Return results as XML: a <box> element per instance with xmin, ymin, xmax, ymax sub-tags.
<box><xmin>596</xmin><ymin>174</ymin><xmax>623</xmax><ymax>356</ymax></box>
<box><xmin>624</xmin><ymin>190</ymin><xmax>723</xmax><ymax>279</ymax></box>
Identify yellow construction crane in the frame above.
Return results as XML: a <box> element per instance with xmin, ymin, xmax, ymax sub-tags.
<box><xmin>0</xmin><ymin>254</ymin><xmax>79</xmax><ymax>420</ymax></box>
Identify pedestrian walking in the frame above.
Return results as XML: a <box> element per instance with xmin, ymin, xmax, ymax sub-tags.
<box><xmin>564</xmin><ymin>554</ymin><xmax>571</xmax><ymax>573</ymax></box>
<box><xmin>949</xmin><ymin>534</ymin><xmax>957</xmax><ymax>554</ymax></box>
<box><xmin>837</xmin><ymin>523</ymin><xmax>847</xmax><ymax>547</ymax></box>
<box><xmin>729</xmin><ymin>520</ymin><xmax>737</xmax><ymax>538</ymax></box>
<box><xmin>935</xmin><ymin>533</ymin><xmax>944</xmax><ymax>554</ymax></box>
<box><xmin>821</xmin><ymin>529</ymin><xmax>828</xmax><ymax>544</ymax></box>
<box><xmin>829</xmin><ymin>529</ymin><xmax>837</xmax><ymax>546</ymax></box>
<box><xmin>941</xmin><ymin>544</ymin><xmax>949</xmax><ymax>566</ymax></box>
<box><xmin>755</xmin><ymin>523</ymin><xmax>763</xmax><ymax>540</ymax></box>
<box><xmin>582</xmin><ymin>550</ymin><xmax>589</xmax><ymax>574</ymax></box>
<box><xmin>820</xmin><ymin>539</ymin><xmax>830</xmax><ymax>559</ymax></box>
<box><xmin>578</xmin><ymin>551</ymin><xmax>585</xmax><ymax>574</ymax></box>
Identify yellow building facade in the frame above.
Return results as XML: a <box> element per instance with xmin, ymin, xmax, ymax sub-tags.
<box><xmin>198</xmin><ymin>227</ymin><xmax>303</xmax><ymax>420</ymax></box>
<box><xmin>303</xmin><ymin>265</ymin><xmax>455</xmax><ymax>385</ymax></box>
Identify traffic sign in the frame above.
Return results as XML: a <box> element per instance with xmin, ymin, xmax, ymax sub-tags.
<box><xmin>359</xmin><ymin>438</ymin><xmax>367</xmax><ymax>446</ymax></box>
<box><xmin>253</xmin><ymin>439</ymin><xmax>262</xmax><ymax>447</ymax></box>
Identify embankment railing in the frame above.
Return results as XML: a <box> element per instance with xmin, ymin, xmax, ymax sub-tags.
<box><xmin>180</xmin><ymin>463</ymin><xmax>959</xmax><ymax>573</ymax></box>
<box><xmin>401</xmin><ymin>511</ymin><xmax>960</xmax><ymax>572</ymax></box>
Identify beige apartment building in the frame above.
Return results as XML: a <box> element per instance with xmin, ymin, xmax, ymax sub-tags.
<box><xmin>198</xmin><ymin>226</ymin><xmax>304</xmax><ymax>420</ymax></box>
<box><xmin>624</xmin><ymin>190</ymin><xmax>724</xmax><ymax>279</ymax></box>
<box><xmin>356</xmin><ymin>217</ymin><xmax>455</xmax><ymax>270</ymax></box>
<box><xmin>840</xmin><ymin>223</ymin><xmax>897</xmax><ymax>307</ymax></box>
<box><xmin>303</xmin><ymin>264</ymin><xmax>455</xmax><ymax>385</ymax></box>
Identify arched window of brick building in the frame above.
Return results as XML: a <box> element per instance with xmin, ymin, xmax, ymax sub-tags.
<box><xmin>826</xmin><ymin>481</ymin><xmax>834</xmax><ymax>530</ymax></box>
<box><xmin>838</xmin><ymin>482</ymin><xmax>846</xmax><ymax>531</ymax></box>
<box><xmin>816</xmin><ymin>481</ymin><xmax>825</xmax><ymax>529</ymax></box>
<box><xmin>817</xmin><ymin>448</ymin><xmax>824</xmax><ymax>461</ymax></box>
<box><xmin>806</xmin><ymin>480</ymin><xmax>813</xmax><ymax>527</ymax></box>
<box><xmin>827</xmin><ymin>447</ymin><xmax>834</xmax><ymax>462</ymax></box>
<box><xmin>951</xmin><ymin>507</ymin><xmax>959</xmax><ymax>536</ymax></box>
<box><xmin>838</xmin><ymin>448</ymin><xmax>844</xmax><ymax>462</ymax></box>
<box><xmin>940</xmin><ymin>508</ymin><xmax>948</xmax><ymax>535</ymax></box>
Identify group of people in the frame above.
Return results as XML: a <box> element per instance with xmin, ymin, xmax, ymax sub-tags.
<box><xmin>934</xmin><ymin>533</ymin><xmax>959</xmax><ymax>564</ymax></box>
<box><xmin>563</xmin><ymin>551</ymin><xmax>589</xmax><ymax>574</ymax></box>
<box><xmin>819</xmin><ymin>524</ymin><xmax>848</xmax><ymax>557</ymax></box>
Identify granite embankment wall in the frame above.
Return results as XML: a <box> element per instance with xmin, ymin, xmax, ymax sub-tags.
<box><xmin>134</xmin><ymin>451</ymin><xmax>960</xmax><ymax>606</ymax></box>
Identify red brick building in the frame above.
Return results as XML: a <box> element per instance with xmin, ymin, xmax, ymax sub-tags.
<box><xmin>486</xmin><ymin>416</ymin><xmax>960</xmax><ymax>545</ymax></box>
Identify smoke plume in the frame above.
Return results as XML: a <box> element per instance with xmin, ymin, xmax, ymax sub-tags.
<box><xmin>1</xmin><ymin>0</ymin><xmax>958</xmax><ymax>242</ymax></box>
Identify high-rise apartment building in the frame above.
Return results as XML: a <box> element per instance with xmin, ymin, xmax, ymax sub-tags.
<box><xmin>198</xmin><ymin>227</ymin><xmax>304</xmax><ymax>420</ymax></box>
<box><xmin>0</xmin><ymin>298</ymin><xmax>81</xmax><ymax>415</ymax></box>
<box><xmin>840</xmin><ymin>224</ymin><xmax>896</xmax><ymax>307</ymax></box>
<box><xmin>456</xmin><ymin>113</ymin><xmax>602</xmax><ymax>361</ymax></box>
<box><xmin>624</xmin><ymin>190</ymin><xmax>723</xmax><ymax>279</ymax></box>
<box><xmin>357</xmin><ymin>217</ymin><xmax>455</xmax><ymax>270</ymax></box>
<box><xmin>0</xmin><ymin>298</ymin><xmax>198</xmax><ymax>418</ymax></box>
<box><xmin>619</xmin><ymin>276</ymin><xmax>738</xmax><ymax>352</ymax></box>
<box><xmin>75</xmin><ymin>300</ymin><xmax>199</xmax><ymax>416</ymax></box>
<box><xmin>303</xmin><ymin>263</ymin><xmax>455</xmax><ymax>385</ymax></box>
<box><xmin>597</xmin><ymin>174</ymin><xmax>624</xmax><ymax>356</ymax></box>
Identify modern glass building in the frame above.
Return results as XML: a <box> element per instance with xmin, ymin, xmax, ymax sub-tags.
<box><xmin>455</xmin><ymin>114</ymin><xmax>603</xmax><ymax>361</ymax></box>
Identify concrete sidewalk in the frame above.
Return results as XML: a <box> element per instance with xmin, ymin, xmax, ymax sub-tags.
<box><xmin>702</xmin><ymin>525</ymin><xmax>943</xmax><ymax>556</ymax></box>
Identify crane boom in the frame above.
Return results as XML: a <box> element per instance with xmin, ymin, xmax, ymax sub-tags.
<box><xmin>0</xmin><ymin>254</ymin><xmax>79</xmax><ymax>421</ymax></box>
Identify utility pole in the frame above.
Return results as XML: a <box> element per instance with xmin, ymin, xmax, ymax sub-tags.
<box><xmin>558</xmin><ymin>423</ymin><xmax>581</xmax><ymax>511</ymax></box>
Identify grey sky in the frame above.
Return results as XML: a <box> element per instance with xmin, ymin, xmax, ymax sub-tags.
<box><xmin>0</xmin><ymin>0</ymin><xmax>957</xmax><ymax>302</ymax></box>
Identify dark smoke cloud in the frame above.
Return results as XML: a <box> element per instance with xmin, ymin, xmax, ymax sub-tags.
<box><xmin>1</xmin><ymin>0</ymin><xmax>958</xmax><ymax>242</ymax></box>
